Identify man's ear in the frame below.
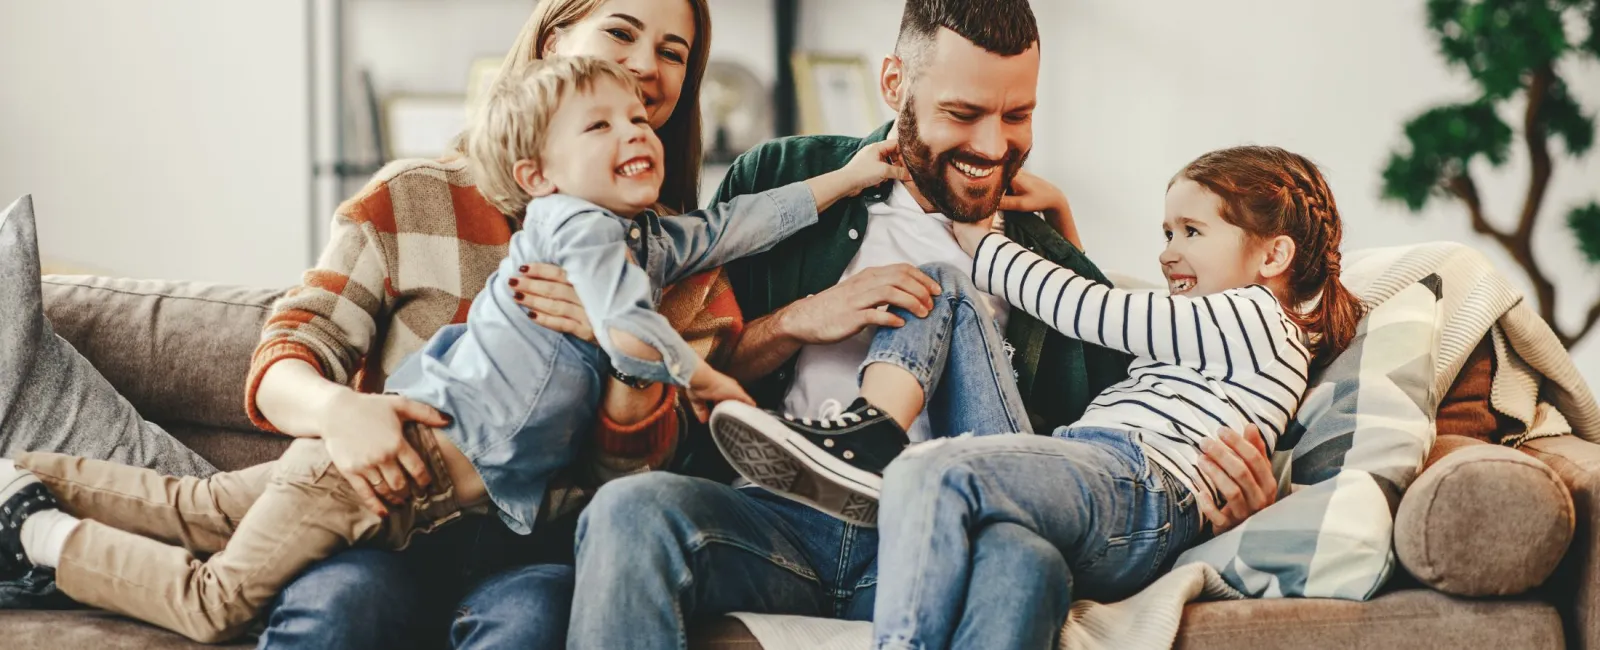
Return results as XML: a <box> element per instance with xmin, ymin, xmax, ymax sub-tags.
<box><xmin>1258</xmin><ymin>235</ymin><xmax>1297</xmax><ymax>281</ymax></box>
<box><xmin>880</xmin><ymin>55</ymin><xmax>908</xmax><ymax>113</ymax></box>
<box><xmin>514</xmin><ymin>159</ymin><xmax>557</xmax><ymax>198</ymax></box>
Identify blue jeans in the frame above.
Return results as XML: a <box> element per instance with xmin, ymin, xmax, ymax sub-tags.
<box><xmin>257</xmin><ymin>514</ymin><xmax>574</xmax><ymax>650</ymax></box>
<box><xmin>862</xmin><ymin>262</ymin><xmax>1032</xmax><ymax>439</ymax></box>
<box><xmin>872</xmin><ymin>428</ymin><xmax>1201</xmax><ymax>650</ymax></box>
<box><xmin>568</xmin><ymin>475</ymin><xmax>879</xmax><ymax>650</ymax></box>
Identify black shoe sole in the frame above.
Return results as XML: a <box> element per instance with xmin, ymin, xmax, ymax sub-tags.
<box><xmin>709</xmin><ymin>402</ymin><xmax>881</xmax><ymax>527</ymax></box>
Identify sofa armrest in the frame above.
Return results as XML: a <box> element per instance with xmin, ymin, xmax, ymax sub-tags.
<box><xmin>1522</xmin><ymin>434</ymin><xmax>1600</xmax><ymax>650</ymax></box>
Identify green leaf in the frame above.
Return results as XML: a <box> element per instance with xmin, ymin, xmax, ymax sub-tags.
<box><xmin>1382</xmin><ymin>102</ymin><xmax>1513</xmax><ymax>212</ymax></box>
<box><xmin>1426</xmin><ymin>0</ymin><xmax>1573</xmax><ymax>98</ymax></box>
<box><xmin>1568</xmin><ymin>202</ymin><xmax>1600</xmax><ymax>264</ymax></box>
<box><xmin>1541</xmin><ymin>77</ymin><xmax>1596</xmax><ymax>156</ymax></box>
<box><xmin>1382</xmin><ymin>151</ymin><xmax>1445</xmax><ymax>212</ymax></box>
<box><xmin>1407</xmin><ymin>102</ymin><xmax>1515</xmax><ymax>164</ymax></box>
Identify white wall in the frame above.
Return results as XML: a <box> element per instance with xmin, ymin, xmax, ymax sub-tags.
<box><xmin>0</xmin><ymin>2</ymin><xmax>311</xmax><ymax>288</ymax></box>
<box><xmin>779</xmin><ymin>0</ymin><xmax>1600</xmax><ymax>388</ymax></box>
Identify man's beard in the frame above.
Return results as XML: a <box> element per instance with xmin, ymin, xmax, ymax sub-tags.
<box><xmin>896</xmin><ymin>99</ymin><xmax>1029</xmax><ymax>223</ymax></box>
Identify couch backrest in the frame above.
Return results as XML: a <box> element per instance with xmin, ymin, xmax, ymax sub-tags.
<box><xmin>40</xmin><ymin>275</ymin><xmax>284</xmax><ymax>432</ymax></box>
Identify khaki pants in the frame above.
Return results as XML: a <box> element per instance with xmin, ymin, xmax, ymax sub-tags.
<box><xmin>16</xmin><ymin>424</ymin><xmax>464</xmax><ymax>644</ymax></box>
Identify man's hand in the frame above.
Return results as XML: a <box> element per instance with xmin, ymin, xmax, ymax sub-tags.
<box><xmin>998</xmin><ymin>170</ymin><xmax>1082</xmax><ymax>250</ymax></box>
<box><xmin>1194</xmin><ymin>424</ymin><xmax>1279</xmax><ymax>534</ymax></box>
<box><xmin>318</xmin><ymin>392</ymin><xmax>449</xmax><ymax>516</ymax></box>
<box><xmin>684</xmin><ymin>364</ymin><xmax>754</xmax><ymax>422</ymax></box>
<box><xmin>777</xmin><ymin>264</ymin><xmax>943</xmax><ymax>345</ymax></box>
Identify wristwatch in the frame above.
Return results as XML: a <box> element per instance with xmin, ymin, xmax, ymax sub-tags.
<box><xmin>602</xmin><ymin>352</ymin><xmax>654</xmax><ymax>389</ymax></box>
<box><xmin>610</xmin><ymin>366</ymin><xmax>653</xmax><ymax>389</ymax></box>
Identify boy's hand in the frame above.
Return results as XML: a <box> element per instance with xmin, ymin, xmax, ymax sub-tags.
<box><xmin>684</xmin><ymin>364</ymin><xmax>754</xmax><ymax>422</ymax></box>
<box><xmin>950</xmin><ymin>218</ymin><xmax>994</xmax><ymax>257</ymax></box>
<box><xmin>840</xmin><ymin>141</ymin><xmax>912</xmax><ymax>195</ymax></box>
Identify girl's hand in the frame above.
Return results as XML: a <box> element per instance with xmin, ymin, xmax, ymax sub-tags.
<box><xmin>510</xmin><ymin>263</ymin><xmax>595</xmax><ymax>343</ymax></box>
<box><xmin>1194</xmin><ymin>424</ymin><xmax>1279</xmax><ymax>534</ymax></box>
<box><xmin>999</xmin><ymin>170</ymin><xmax>1082</xmax><ymax>250</ymax></box>
<box><xmin>839</xmin><ymin>141</ymin><xmax>912</xmax><ymax>196</ymax></box>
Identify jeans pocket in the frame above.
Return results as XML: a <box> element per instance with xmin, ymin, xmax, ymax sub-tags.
<box><xmin>1077</xmin><ymin>522</ymin><xmax>1173</xmax><ymax>600</ymax></box>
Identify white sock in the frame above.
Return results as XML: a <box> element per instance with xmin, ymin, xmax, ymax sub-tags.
<box><xmin>20</xmin><ymin>509</ymin><xmax>79</xmax><ymax>568</ymax></box>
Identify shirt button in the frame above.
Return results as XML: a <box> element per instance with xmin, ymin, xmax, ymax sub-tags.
<box><xmin>775</xmin><ymin>371</ymin><xmax>788</xmax><ymax>381</ymax></box>
<box><xmin>630</xmin><ymin>229</ymin><xmax>641</xmax><ymax>240</ymax></box>
<box><xmin>848</xmin><ymin>228</ymin><xmax>859</xmax><ymax>240</ymax></box>
<box><xmin>669</xmin><ymin>362</ymin><xmax>681</xmax><ymax>375</ymax></box>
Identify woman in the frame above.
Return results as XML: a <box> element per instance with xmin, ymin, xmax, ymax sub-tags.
<box><xmin>246</xmin><ymin>1</ymin><xmax>720</xmax><ymax>648</ymax></box>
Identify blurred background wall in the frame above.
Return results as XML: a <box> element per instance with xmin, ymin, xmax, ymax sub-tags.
<box><xmin>1</xmin><ymin>0</ymin><xmax>1595</xmax><ymax>382</ymax></box>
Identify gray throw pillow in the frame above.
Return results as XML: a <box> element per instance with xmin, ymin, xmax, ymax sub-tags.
<box><xmin>0</xmin><ymin>195</ymin><xmax>216</xmax><ymax>477</ymax></box>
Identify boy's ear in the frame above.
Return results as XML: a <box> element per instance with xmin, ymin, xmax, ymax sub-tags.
<box><xmin>1258</xmin><ymin>234</ymin><xmax>1297</xmax><ymax>281</ymax></box>
<box><xmin>514</xmin><ymin>159</ymin><xmax>557</xmax><ymax>198</ymax></box>
<box><xmin>880</xmin><ymin>55</ymin><xmax>908</xmax><ymax>113</ymax></box>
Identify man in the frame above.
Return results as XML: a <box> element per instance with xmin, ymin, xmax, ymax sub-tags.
<box><xmin>566</xmin><ymin>1</ymin><xmax>1272</xmax><ymax>646</ymax></box>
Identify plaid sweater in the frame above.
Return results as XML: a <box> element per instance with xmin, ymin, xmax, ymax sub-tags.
<box><xmin>245</xmin><ymin>157</ymin><xmax>741</xmax><ymax>473</ymax></box>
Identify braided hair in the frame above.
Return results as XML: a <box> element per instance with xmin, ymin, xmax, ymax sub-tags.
<box><xmin>1178</xmin><ymin>146</ymin><xmax>1365</xmax><ymax>365</ymax></box>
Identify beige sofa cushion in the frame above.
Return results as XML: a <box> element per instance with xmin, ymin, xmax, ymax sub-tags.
<box><xmin>40</xmin><ymin>275</ymin><xmax>283</xmax><ymax>433</ymax></box>
<box><xmin>1395</xmin><ymin>435</ymin><xmax>1574</xmax><ymax>596</ymax></box>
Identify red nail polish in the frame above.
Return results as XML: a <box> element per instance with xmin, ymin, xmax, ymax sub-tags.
<box><xmin>528</xmin><ymin>311</ymin><xmax>538</xmax><ymax>319</ymax></box>
<box><xmin>509</xmin><ymin>278</ymin><xmax>519</xmax><ymax>287</ymax></box>
<box><xmin>514</xmin><ymin>292</ymin><xmax>525</xmax><ymax>300</ymax></box>
<box><xmin>519</xmin><ymin>265</ymin><xmax>529</xmax><ymax>273</ymax></box>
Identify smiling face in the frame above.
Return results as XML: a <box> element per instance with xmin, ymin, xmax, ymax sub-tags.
<box><xmin>888</xmin><ymin>29</ymin><xmax>1038</xmax><ymax>223</ymax></box>
<box><xmin>544</xmin><ymin>0</ymin><xmax>695</xmax><ymax>130</ymax></box>
<box><xmin>1159</xmin><ymin>179</ymin><xmax>1272</xmax><ymax>297</ymax></box>
<box><xmin>530</xmin><ymin>78</ymin><xmax>664</xmax><ymax>215</ymax></box>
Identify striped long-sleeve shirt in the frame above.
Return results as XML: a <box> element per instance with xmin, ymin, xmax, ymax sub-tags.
<box><xmin>971</xmin><ymin>234</ymin><xmax>1310</xmax><ymax>502</ymax></box>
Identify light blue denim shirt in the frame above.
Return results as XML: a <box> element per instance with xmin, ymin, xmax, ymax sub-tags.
<box><xmin>526</xmin><ymin>182</ymin><xmax>816</xmax><ymax>385</ymax></box>
<box><xmin>385</xmin><ymin>181</ymin><xmax>816</xmax><ymax>533</ymax></box>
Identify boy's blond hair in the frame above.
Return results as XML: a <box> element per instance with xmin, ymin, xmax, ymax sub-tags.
<box><xmin>466</xmin><ymin>56</ymin><xmax>642</xmax><ymax>216</ymax></box>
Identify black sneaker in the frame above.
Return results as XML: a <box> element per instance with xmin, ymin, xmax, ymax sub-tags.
<box><xmin>709</xmin><ymin>398</ymin><xmax>909</xmax><ymax>527</ymax></box>
<box><xmin>0</xmin><ymin>469</ymin><xmax>55</xmax><ymax>580</ymax></box>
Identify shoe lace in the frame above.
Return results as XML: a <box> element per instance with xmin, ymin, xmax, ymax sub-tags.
<box><xmin>790</xmin><ymin>398</ymin><xmax>862</xmax><ymax>430</ymax></box>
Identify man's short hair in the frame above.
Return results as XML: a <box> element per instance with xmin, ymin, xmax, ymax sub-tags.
<box><xmin>895</xmin><ymin>0</ymin><xmax>1040</xmax><ymax>80</ymax></box>
<box><xmin>465</xmin><ymin>56</ymin><xmax>640</xmax><ymax>216</ymax></box>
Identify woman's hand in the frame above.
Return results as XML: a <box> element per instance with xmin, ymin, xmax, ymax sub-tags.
<box><xmin>1194</xmin><ymin>424</ymin><xmax>1279</xmax><ymax>535</ymax></box>
<box><xmin>318</xmin><ymin>391</ymin><xmax>450</xmax><ymax>516</ymax></box>
<box><xmin>510</xmin><ymin>264</ymin><xmax>594</xmax><ymax>343</ymax></box>
<box><xmin>998</xmin><ymin>170</ymin><xmax>1082</xmax><ymax>250</ymax></box>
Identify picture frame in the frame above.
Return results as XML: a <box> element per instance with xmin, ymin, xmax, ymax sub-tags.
<box><xmin>381</xmin><ymin>94</ymin><xmax>468</xmax><ymax>160</ymax></box>
<box><xmin>791</xmin><ymin>53</ymin><xmax>885</xmax><ymax>136</ymax></box>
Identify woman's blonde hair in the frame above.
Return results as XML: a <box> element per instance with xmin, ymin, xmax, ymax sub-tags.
<box><xmin>484</xmin><ymin>0</ymin><xmax>711</xmax><ymax>214</ymax></box>
<box><xmin>466</xmin><ymin>57</ymin><xmax>641</xmax><ymax>216</ymax></box>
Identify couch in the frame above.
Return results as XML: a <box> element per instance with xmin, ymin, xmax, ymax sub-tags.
<box><xmin>8</xmin><ymin>273</ymin><xmax>1598</xmax><ymax>649</ymax></box>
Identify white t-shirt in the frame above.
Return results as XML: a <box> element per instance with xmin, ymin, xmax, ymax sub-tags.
<box><xmin>782</xmin><ymin>182</ymin><xmax>1010</xmax><ymax>442</ymax></box>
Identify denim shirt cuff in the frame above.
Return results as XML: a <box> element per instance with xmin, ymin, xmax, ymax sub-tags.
<box><xmin>769</xmin><ymin>181</ymin><xmax>820</xmax><ymax>238</ymax></box>
<box><xmin>604</xmin><ymin>325</ymin><xmax>700</xmax><ymax>387</ymax></box>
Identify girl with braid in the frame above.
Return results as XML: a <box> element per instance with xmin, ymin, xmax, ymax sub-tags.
<box><xmin>710</xmin><ymin>145</ymin><xmax>1365</xmax><ymax>649</ymax></box>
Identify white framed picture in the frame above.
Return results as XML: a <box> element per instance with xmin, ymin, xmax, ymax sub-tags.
<box><xmin>792</xmin><ymin>54</ymin><xmax>885</xmax><ymax>136</ymax></box>
<box><xmin>382</xmin><ymin>95</ymin><xmax>468</xmax><ymax>160</ymax></box>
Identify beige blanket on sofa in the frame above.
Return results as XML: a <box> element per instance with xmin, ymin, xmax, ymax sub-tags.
<box><xmin>730</xmin><ymin>242</ymin><xmax>1600</xmax><ymax>650</ymax></box>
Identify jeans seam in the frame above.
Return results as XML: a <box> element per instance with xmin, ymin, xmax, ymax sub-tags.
<box><xmin>686</xmin><ymin>532</ymin><xmax>821</xmax><ymax>583</ymax></box>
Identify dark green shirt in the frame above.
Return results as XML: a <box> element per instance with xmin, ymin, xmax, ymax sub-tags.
<box><xmin>714</xmin><ymin>122</ymin><xmax>1132</xmax><ymax>433</ymax></box>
